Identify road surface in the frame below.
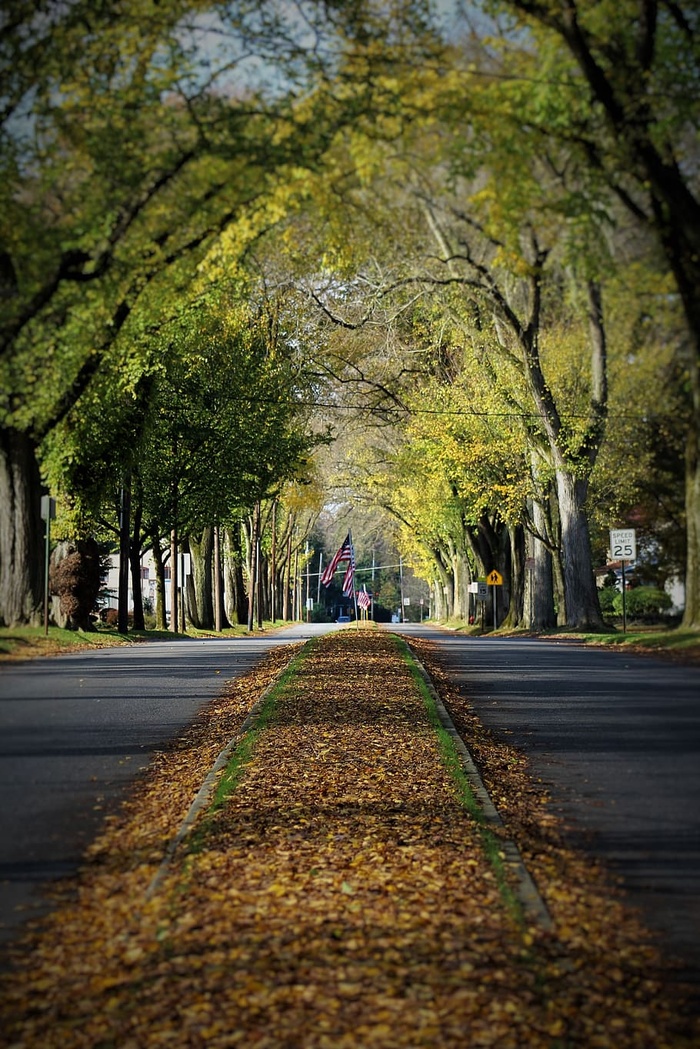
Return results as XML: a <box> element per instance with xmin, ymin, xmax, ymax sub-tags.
<box><xmin>2</xmin><ymin>623</ymin><xmax>699</xmax><ymax>992</ymax></box>
<box><xmin>395</xmin><ymin>624</ymin><xmax>700</xmax><ymax>987</ymax></box>
<box><xmin>0</xmin><ymin>626</ymin><xmax>328</xmax><ymax>945</ymax></box>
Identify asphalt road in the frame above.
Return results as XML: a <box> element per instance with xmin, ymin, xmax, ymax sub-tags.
<box><xmin>2</xmin><ymin>623</ymin><xmax>699</xmax><ymax>993</ymax></box>
<box><xmin>395</xmin><ymin>624</ymin><xmax>700</xmax><ymax>986</ymax></box>
<box><xmin>0</xmin><ymin>626</ymin><xmax>329</xmax><ymax>946</ymax></box>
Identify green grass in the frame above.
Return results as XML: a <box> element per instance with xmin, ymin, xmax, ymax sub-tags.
<box><xmin>441</xmin><ymin>619</ymin><xmax>700</xmax><ymax>659</ymax></box>
<box><xmin>0</xmin><ymin>625</ymin><xmax>131</xmax><ymax>659</ymax></box>
<box><xmin>186</xmin><ymin>640</ymin><xmax>315</xmax><ymax>854</ymax></box>
<box><xmin>0</xmin><ymin>619</ymin><xmax>299</xmax><ymax>661</ymax></box>
<box><xmin>393</xmin><ymin>635</ymin><xmax>523</xmax><ymax>924</ymax></box>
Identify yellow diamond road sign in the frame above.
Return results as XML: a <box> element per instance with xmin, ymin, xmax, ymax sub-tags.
<box><xmin>487</xmin><ymin>570</ymin><xmax>503</xmax><ymax>586</ymax></box>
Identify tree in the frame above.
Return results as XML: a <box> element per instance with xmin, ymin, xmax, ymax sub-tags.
<box><xmin>489</xmin><ymin>0</ymin><xmax>700</xmax><ymax>624</ymax></box>
<box><xmin>0</xmin><ymin>1</ymin><xmax>320</xmax><ymax>624</ymax></box>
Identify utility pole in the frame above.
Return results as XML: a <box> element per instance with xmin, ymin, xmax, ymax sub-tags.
<box><xmin>399</xmin><ymin>555</ymin><xmax>405</xmax><ymax>623</ymax></box>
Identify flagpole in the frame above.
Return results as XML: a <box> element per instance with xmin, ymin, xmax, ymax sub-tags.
<box><xmin>349</xmin><ymin>531</ymin><xmax>359</xmax><ymax>626</ymax></box>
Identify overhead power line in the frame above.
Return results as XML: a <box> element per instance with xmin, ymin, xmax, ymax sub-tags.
<box><xmin>289</xmin><ymin>398</ymin><xmax>651</xmax><ymax>421</ymax></box>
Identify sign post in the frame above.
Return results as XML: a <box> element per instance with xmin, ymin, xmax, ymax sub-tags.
<box><xmin>609</xmin><ymin>529</ymin><xmax>636</xmax><ymax>633</ymax></box>
<box><xmin>486</xmin><ymin>570</ymin><xmax>503</xmax><ymax>631</ymax></box>
<box><xmin>41</xmin><ymin>496</ymin><xmax>56</xmax><ymax>636</ymax></box>
<box><xmin>468</xmin><ymin>581</ymin><xmax>489</xmax><ymax>626</ymax></box>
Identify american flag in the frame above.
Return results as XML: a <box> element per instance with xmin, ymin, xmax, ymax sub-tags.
<box><xmin>341</xmin><ymin>538</ymin><xmax>356</xmax><ymax>597</ymax></box>
<box><xmin>357</xmin><ymin>586</ymin><xmax>371</xmax><ymax>611</ymax></box>
<box><xmin>321</xmin><ymin>532</ymin><xmax>354</xmax><ymax>590</ymax></box>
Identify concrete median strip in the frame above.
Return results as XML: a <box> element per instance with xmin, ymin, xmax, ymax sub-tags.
<box><xmin>146</xmin><ymin>633</ymin><xmax>552</xmax><ymax>933</ymax></box>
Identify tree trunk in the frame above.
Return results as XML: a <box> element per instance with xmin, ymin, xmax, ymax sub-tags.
<box><xmin>151</xmin><ymin>534</ymin><xmax>168</xmax><ymax>630</ymax></box>
<box><xmin>213</xmin><ymin>524</ymin><xmax>228</xmax><ymax>631</ymax></box>
<box><xmin>683</xmin><ymin>363</ymin><xmax>700</xmax><ymax>628</ymax></box>
<box><xmin>223</xmin><ymin>523</ymin><xmax>247</xmax><ymax>625</ymax></box>
<box><xmin>503</xmin><ymin>524</ymin><xmax>525</xmax><ymax>627</ymax></box>
<box><xmin>451</xmin><ymin>548</ymin><xmax>471</xmax><ymax>620</ymax></box>
<box><xmin>0</xmin><ymin>428</ymin><xmax>43</xmax><ymax>626</ymax></box>
<box><xmin>526</xmin><ymin>498</ymin><xmax>556</xmax><ymax>630</ymax></box>
<box><xmin>247</xmin><ymin>505</ymin><xmax>259</xmax><ymax>632</ymax></box>
<box><xmin>292</xmin><ymin>543</ymin><xmax>299</xmax><ymax>621</ymax></box>
<box><xmin>129</xmin><ymin>494</ymin><xmax>145</xmax><ymax>631</ymax></box>
<box><xmin>555</xmin><ymin>470</ymin><xmax>603</xmax><ymax>630</ymax></box>
<box><xmin>432</xmin><ymin>554</ymin><xmax>452</xmax><ymax>620</ymax></box>
<box><xmin>169</xmin><ymin>528</ymin><xmax>178</xmax><ymax>633</ymax></box>
<box><xmin>118</xmin><ymin>481</ymin><xmax>131</xmax><ymax>634</ymax></box>
<box><xmin>188</xmin><ymin>526</ymin><xmax>214</xmax><ymax>630</ymax></box>
<box><xmin>256</xmin><ymin>535</ymin><xmax>264</xmax><ymax>629</ymax></box>
<box><xmin>283</xmin><ymin>531</ymin><xmax>292</xmax><ymax>620</ymax></box>
<box><xmin>270</xmin><ymin>500</ymin><xmax>277</xmax><ymax>624</ymax></box>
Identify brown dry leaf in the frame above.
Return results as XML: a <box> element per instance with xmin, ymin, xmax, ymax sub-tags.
<box><xmin>0</xmin><ymin>632</ymin><xmax>696</xmax><ymax>1048</ymax></box>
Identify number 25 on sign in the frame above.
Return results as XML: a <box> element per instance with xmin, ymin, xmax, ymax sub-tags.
<box><xmin>609</xmin><ymin>528</ymin><xmax>636</xmax><ymax>561</ymax></box>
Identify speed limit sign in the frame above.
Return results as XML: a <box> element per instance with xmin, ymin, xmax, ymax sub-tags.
<box><xmin>609</xmin><ymin>528</ymin><xmax>636</xmax><ymax>561</ymax></box>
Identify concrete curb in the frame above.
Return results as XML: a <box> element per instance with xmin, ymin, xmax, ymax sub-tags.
<box><xmin>144</xmin><ymin>677</ymin><xmax>282</xmax><ymax>900</ymax></box>
<box><xmin>408</xmin><ymin>653</ymin><xmax>555</xmax><ymax>932</ymax></box>
<box><xmin>146</xmin><ymin>638</ymin><xmax>554</xmax><ymax>934</ymax></box>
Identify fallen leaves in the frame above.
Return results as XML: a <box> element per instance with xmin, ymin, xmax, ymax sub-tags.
<box><xmin>0</xmin><ymin>631</ymin><xmax>697</xmax><ymax>1048</ymax></box>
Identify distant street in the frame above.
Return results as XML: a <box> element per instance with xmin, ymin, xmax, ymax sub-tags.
<box><xmin>395</xmin><ymin>625</ymin><xmax>700</xmax><ymax>985</ymax></box>
<box><xmin>0</xmin><ymin>626</ymin><xmax>330</xmax><ymax>945</ymax></box>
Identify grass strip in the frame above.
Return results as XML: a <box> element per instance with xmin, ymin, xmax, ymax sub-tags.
<box><xmin>190</xmin><ymin>639</ymin><xmax>316</xmax><ymax>846</ymax></box>
<box><xmin>394</xmin><ymin>635</ymin><xmax>524</xmax><ymax>924</ymax></box>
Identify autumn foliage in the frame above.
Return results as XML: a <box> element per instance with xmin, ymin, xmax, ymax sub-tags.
<box><xmin>0</xmin><ymin>632</ymin><xmax>696</xmax><ymax>1047</ymax></box>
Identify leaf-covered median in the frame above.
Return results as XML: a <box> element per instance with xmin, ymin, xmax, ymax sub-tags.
<box><xmin>1</xmin><ymin>631</ymin><xmax>696</xmax><ymax>1048</ymax></box>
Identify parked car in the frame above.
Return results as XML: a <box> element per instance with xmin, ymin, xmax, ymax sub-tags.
<box><xmin>336</xmin><ymin>614</ymin><xmax>351</xmax><ymax>623</ymax></box>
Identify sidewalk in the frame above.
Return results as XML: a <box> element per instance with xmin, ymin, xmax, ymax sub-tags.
<box><xmin>1</xmin><ymin>631</ymin><xmax>696</xmax><ymax>1048</ymax></box>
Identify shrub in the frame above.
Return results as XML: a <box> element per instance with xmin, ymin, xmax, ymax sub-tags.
<box><xmin>613</xmin><ymin>586</ymin><xmax>672</xmax><ymax>622</ymax></box>
<box><xmin>49</xmin><ymin>538</ymin><xmax>103</xmax><ymax>631</ymax></box>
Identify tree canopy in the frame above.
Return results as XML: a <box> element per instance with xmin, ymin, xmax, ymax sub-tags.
<box><xmin>0</xmin><ymin>0</ymin><xmax>697</xmax><ymax>630</ymax></box>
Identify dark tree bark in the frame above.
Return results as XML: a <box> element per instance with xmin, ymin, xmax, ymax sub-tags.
<box><xmin>118</xmin><ymin>481</ymin><xmax>131</xmax><ymax>634</ymax></box>
<box><xmin>504</xmin><ymin>524</ymin><xmax>525</xmax><ymax>628</ymax></box>
<box><xmin>187</xmin><ymin>526</ymin><xmax>214</xmax><ymax>630</ymax></box>
<box><xmin>129</xmin><ymin>490</ymin><xmax>145</xmax><ymax>631</ymax></box>
<box><xmin>525</xmin><ymin>496</ymin><xmax>557</xmax><ymax>629</ymax></box>
<box><xmin>224</xmin><ymin>522</ymin><xmax>247</xmax><ymax>625</ymax></box>
<box><xmin>151</xmin><ymin>533</ymin><xmax>168</xmax><ymax>630</ymax></box>
<box><xmin>0</xmin><ymin>429</ymin><xmax>43</xmax><ymax>626</ymax></box>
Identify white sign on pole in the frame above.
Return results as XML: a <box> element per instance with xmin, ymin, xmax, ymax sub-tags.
<box><xmin>476</xmin><ymin>582</ymin><xmax>488</xmax><ymax>601</ymax></box>
<box><xmin>40</xmin><ymin>495</ymin><xmax>56</xmax><ymax>521</ymax></box>
<box><xmin>306</xmin><ymin>598</ymin><xmax>314</xmax><ymax>610</ymax></box>
<box><xmin>609</xmin><ymin>528</ymin><xmax>636</xmax><ymax>561</ymax></box>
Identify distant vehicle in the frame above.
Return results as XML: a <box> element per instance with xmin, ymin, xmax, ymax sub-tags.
<box><xmin>336</xmin><ymin>614</ymin><xmax>351</xmax><ymax>623</ymax></box>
